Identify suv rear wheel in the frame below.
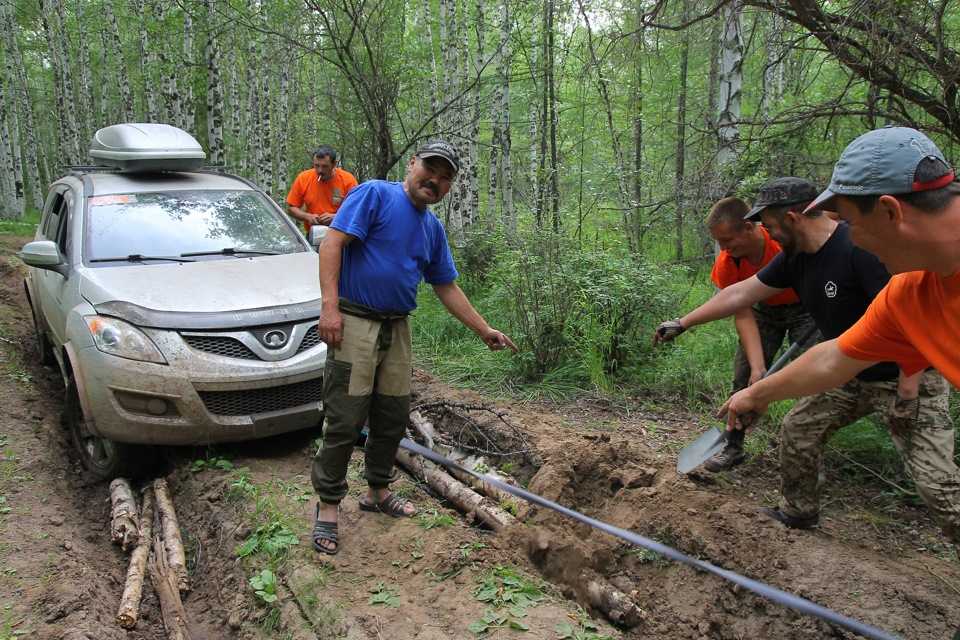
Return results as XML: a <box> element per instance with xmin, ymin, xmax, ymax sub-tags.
<box><xmin>65</xmin><ymin>381</ymin><xmax>154</xmax><ymax>481</ymax></box>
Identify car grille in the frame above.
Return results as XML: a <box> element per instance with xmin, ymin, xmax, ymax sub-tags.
<box><xmin>199</xmin><ymin>378</ymin><xmax>323</xmax><ymax>416</ymax></box>
<box><xmin>182</xmin><ymin>335</ymin><xmax>258</xmax><ymax>360</ymax></box>
<box><xmin>296</xmin><ymin>325</ymin><xmax>321</xmax><ymax>354</ymax></box>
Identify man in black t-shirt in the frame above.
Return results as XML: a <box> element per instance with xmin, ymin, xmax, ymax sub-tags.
<box><xmin>655</xmin><ymin>177</ymin><xmax>951</xmax><ymax>532</ymax></box>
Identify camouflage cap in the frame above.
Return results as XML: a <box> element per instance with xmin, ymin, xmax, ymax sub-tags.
<box><xmin>745</xmin><ymin>177</ymin><xmax>820</xmax><ymax>220</ymax></box>
<box><xmin>415</xmin><ymin>140</ymin><xmax>461</xmax><ymax>174</ymax></box>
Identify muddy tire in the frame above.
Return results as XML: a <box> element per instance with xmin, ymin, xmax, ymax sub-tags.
<box><xmin>65</xmin><ymin>382</ymin><xmax>153</xmax><ymax>481</ymax></box>
<box><xmin>28</xmin><ymin>298</ymin><xmax>54</xmax><ymax>367</ymax></box>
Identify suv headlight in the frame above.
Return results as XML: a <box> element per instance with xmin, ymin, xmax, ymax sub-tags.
<box><xmin>84</xmin><ymin>316</ymin><xmax>167</xmax><ymax>364</ymax></box>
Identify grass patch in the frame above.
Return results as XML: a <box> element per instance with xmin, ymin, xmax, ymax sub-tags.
<box><xmin>417</xmin><ymin>508</ymin><xmax>456</xmax><ymax>530</ymax></box>
<box><xmin>368</xmin><ymin>581</ymin><xmax>401</xmax><ymax>607</ymax></box>
<box><xmin>235</xmin><ymin>520</ymin><xmax>299</xmax><ymax>560</ymax></box>
<box><xmin>468</xmin><ymin>565</ymin><xmax>546</xmax><ymax>635</ymax></box>
<box><xmin>0</xmin><ymin>210</ymin><xmax>40</xmax><ymax>238</ymax></box>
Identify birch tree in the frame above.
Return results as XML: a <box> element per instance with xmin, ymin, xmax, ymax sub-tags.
<box><xmin>488</xmin><ymin>0</ymin><xmax>515</xmax><ymax>233</ymax></box>
<box><xmin>674</xmin><ymin>0</ymin><xmax>691</xmax><ymax>260</ymax></box>
<box><xmin>716</xmin><ymin>0</ymin><xmax>744</xmax><ymax>173</ymax></box>
<box><xmin>205</xmin><ymin>0</ymin><xmax>224</xmax><ymax>165</ymax></box>
<box><xmin>105</xmin><ymin>2</ymin><xmax>135</xmax><ymax>123</ymax></box>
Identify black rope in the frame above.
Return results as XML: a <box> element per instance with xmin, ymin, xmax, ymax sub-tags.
<box><xmin>399</xmin><ymin>437</ymin><xmax>902</xmax><ymax>640</ymax></box>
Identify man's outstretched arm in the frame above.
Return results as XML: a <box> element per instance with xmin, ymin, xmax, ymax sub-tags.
<box><xmin>719</xmin><ymin>339</ymin><xmax>874</xmax><ymax>429</ymax></box>
<box><xmin>654</xmin><ymin>275</ymin><xmax>784</xmax><ymax>343</ymax></box>
<box><xmin>431</xmin><ymin>282</ymin><xmax>518</xmax><ymax>352</ymax></box>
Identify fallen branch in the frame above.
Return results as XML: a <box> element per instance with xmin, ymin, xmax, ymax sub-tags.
<box><xmin>109</xmin><ymin>478</ymin><xmax>140</xmax><ymax>551</ymax></box>
<box><xmin>586</xmin><ymin>579</ymin><xmax>646</xmax><ymax>629</ymax></box>
<box><xmin>153</xmin><ymin>478</ymin><xmax>190</xmax><ymax>592</ymax></box>
<box><xmin>116</xmin><ymin>487</ymin><xmax>154</xmax><ymax>628</ymax></box>
<box><xmin>149</xmin><ymin>533</ymin><xmax>193</xmax><ymax>640</ymax></box>
<box><xmin>410</xmin><ymin>412</ymin><xmax>526</xmax><ymax>518</ymax></box>
<box><xmin>395</xmin><ymin>447</ymin><xmax>516</xmax><ymax>532</ymax></box>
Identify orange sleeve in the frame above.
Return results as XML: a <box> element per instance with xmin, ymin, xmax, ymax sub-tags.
<box><xmin>344</xmin><ymin>172</ymin><xmax>358</xmax><ymax>193</ymax></box>
<box><xmin>710</xmin><ymin>254</ymin><xmax>737</xmax><ymax>289</ymax></box>
<box><xmin>837</xmin><ymin>281</ymin><xmax>930</xmax><ymax>375</ymax></box>
<box><xmin>286</xmin><ymin>172</ymin><xmax>306</xmax><ymax>207</ymax></box>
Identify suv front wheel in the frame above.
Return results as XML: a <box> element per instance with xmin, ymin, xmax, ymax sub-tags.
<box><xmin>65</xmin><ymin>381</ymin><xmax>153</xmax><ymax>481</ymax></box>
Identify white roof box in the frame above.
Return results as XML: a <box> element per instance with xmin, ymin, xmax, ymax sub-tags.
<box><xmin>90</xmin><ymin>123</ymin><xmax>206</xmax><ymax>172</ymax></box>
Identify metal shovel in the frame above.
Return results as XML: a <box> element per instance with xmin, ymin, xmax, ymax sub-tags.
<box><xmin>676</xmin><ymin>325</ymin><xmax>819</xmax><ymax>474</ymax></box>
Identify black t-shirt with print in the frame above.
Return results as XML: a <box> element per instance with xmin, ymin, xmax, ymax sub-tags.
<box><xmin>757</xmin><ymin>222</ymin><xmax>898</xmax><ymax>382</ymax></box>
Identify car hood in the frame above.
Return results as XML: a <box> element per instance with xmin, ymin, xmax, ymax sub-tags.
<box><xmin>80</xmin><ymin>252</ymin><xmax>321</xmax><ymax>315</ymax></box>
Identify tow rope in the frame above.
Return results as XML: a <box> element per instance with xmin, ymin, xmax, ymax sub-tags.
<box><xmin>398</xmin><ymin>437</ymin><xmax>902</xmax><ymax>640</ymax></box>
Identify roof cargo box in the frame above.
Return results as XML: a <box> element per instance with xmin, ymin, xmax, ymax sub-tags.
<box><xmin>90</xmin><ymin>123</ymin><xmax>206</xmax><ymax>172</ymax></box>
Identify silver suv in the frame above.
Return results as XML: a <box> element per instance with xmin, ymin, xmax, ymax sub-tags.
<box><xmin>20</xmin><ymin>124</ymin><xmax>327</xmax><ymax>480</ymax></box>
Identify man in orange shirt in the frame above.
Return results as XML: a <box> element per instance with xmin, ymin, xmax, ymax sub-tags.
<box><xmin>286</xmin><ymin>146</ymin><xmax>359</xmax><ymax>233</ymax></box>
<box><xmin>655</xmin><ymin>192</ymin><xmax>817</xmax><ymax>471</ymax></box>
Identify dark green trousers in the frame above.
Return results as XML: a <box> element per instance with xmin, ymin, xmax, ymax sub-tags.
<box><xmin>311</xmin><ymin>304</ymin><xmax>412</xmax><ymax>504</ymax></box>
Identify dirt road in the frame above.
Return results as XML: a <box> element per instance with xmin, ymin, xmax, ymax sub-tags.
<box><xmin>1</xmin><ymin>234</ymin><xmax>958</xmax><ymax>640</ymax></box>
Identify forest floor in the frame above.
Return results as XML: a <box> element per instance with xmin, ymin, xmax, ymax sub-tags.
<box><xmin>0</xmin><ymin>233</ymin><xmax>958</xmax><ymax>640</ymax></box>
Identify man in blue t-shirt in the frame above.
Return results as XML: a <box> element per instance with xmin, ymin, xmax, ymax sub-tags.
<box><xmin>309</xmin><ymin>141</ymin><xmax>517</xmax><ymax>555</ymax></box>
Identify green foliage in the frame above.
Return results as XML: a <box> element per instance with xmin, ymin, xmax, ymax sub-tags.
<box><xmin>0</xmin><ymin>496</ymin><xmax>10</xmax><ymax>516</ymax></box>
<box><xmin>0</xmin><ymin>210</ymin><xmax>40</xmax><ymax>238</ymax></box>
<box><xmin>555</xmin><ymin>612</ymin><xmax>614</xmax><ymax>640</ymax></box>
<box><xmin>190</xmin><ymin>456</ymin><xmax>234</xmax><ymax>473</ymax></box>
<box><xmin>235</xmin><ymin>521</ymin><xmax>299</xmax><ymax>559</ymax></box>
<box><xmin>249</xmin><ymin>568</ymin><xmax>278</xmax><ymax>604</ymax></box>
<box><xmin>226</xmin><ymin>468</ymin><xmax>256</xmax><ymax>501</ymax></box>
<box><xmin>417</xmin><ymin>509</ymin><xmax>456</xmax><ymax>530</ymax></box>
<box><xmin>368</xmin><ymin>582</ymin><xmax>400</xmax><ymax>607</ymax></box>
<box><xmin>468</xmin><ymin>565</ymin><xmax>545</xmax><ymax>634</ymax></box>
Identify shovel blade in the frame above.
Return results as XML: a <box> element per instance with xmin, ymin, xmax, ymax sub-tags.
<box><xmin>677</xmin><ymin>427</ymin><xmax>727</xmax><ymax>474</ymax></box>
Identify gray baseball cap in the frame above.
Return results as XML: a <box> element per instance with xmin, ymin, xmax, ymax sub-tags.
<box><xmin>745</xmin><ymin>177</ymin><xmax>820</xmax><ymax>220</ymax></box>
<box><xmin>416</xmin><ymin>140</ymin><xmax>461</xmax><ymax>174</ymax></box>
<box><xmin>805</xmin><ymin>126</ymin><xmax>955</xmax><ymax>212</ymax></box>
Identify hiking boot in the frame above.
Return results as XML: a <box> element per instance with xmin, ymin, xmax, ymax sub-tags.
<box><xmin>759</xmin><ymin>507</ymin><xmax>819</xmax><ymax>529</ymax></box>
<box><xmin>703</xmin><ymin>444</ymin><xmax>747</xmax><ymax>472</ymax></box>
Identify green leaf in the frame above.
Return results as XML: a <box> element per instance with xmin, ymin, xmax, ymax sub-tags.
<box><xmin>507</xmin><ymin>619</ymin><xmax>529</xmax><ymax>631</ymax></box>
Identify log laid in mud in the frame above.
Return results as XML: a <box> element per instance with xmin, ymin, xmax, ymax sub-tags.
<box><xmin>116</xmin><ymin>487</ymin><xmax>154</xmax><ymax>628</ymax></box>
<box><xmin>586</xmin><ymin>579</ymin><xmax>645</xmax><ymax>629</ymax></box>
<box><xmin>109</xmin><ymin>478</ymin><xmax>140</xmax><ymax>551</ymax></box>
<box><xmin>395</xmin><ymin>446</ymin><xmax>516</xmax><ymax>531</ymax></box>
<box><xmin>153</xmin><ymin>478</ymin><xmax>189</xmax><ymax>593</ymax></box>
<box><xmin>149</xmin><ymin>533</ymin><xmax>193</xmax><ymax>640</ymax></box>
<box><xmin>409</xmin><ymin>412</ymin><xmax>526</xmax><ymax>518</ymax></box>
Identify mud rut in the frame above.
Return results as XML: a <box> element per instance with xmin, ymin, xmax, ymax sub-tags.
<box><xmin>1</xmin><ymin>239</ymin><xmax>959</xmax><ymax>640</ymax></box>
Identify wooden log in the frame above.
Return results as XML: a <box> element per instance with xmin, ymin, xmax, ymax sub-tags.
<box><xmin>153</xmin><ymin>478</ymin><xmax>189</xmax><ymax>593</ymax></box>
<box><xmin>116</xmin><ymin>487</ymin><xmax>154</xmax><ymax>628</ymax></box>
<box><xmin>409</xmin><ymin>411</ymin><xmax>527</xmax><ymax>519</ymax></box>
<box><xmin>586</xmin><ymin>579</ymin><xmax>645</xmax><ymax>629</ymax></box>
<box><xmin>109</xmin><ymin>478</ymin><xmax>140</xmax><ymax>551</ymax></box>
<box><xmin>395</xmin><ymin>447</ymin><xmax>516</xmax><ymax>532</ymax></box>
<box><xmin>149</xmin><ymin>533</ymin><xmax>193</xmax><ymax>640</ymax></box>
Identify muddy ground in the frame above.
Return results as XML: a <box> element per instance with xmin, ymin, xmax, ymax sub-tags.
<box><xmin>0</xmin><ymin>233</ymin><xmax>958</xmax><ymax>640</ymax></box>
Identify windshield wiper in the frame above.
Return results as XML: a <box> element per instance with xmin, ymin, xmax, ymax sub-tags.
<box><xmin>180</xmin><ymin>247</ymin><xmax>280</xmax><ymax>257</ymax></box>
<box><xmin>90</xmin><ymin>254</ymin><xmax>196</xmax><ymax>263</ymax></box>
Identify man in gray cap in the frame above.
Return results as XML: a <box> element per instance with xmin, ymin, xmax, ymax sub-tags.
<box><xmin>309</xmin><ymin>141</ymin><xmax>517</xmax><ymax>555</ymax></box>
<box><xmin>656</xmin><ymin>176</ymin><xmax>951</xmax><ymax>534</ymax></box>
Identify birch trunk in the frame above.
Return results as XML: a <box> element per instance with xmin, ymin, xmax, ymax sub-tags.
<box><xmin>256</xmin><ymin>39</ymin><xmax>271</xmax><ymax>190</ymax></box>
<box><xmin>277</xmin><ymin>56</ymin><xmax>291</xmax><ymax>196</ymax></box>
<box><xmin>499</xmin><ymin>0</ymin><xmax>515</xmax><ymax>236</ymax></box>
<box><xmin>632</xmin><ymin>2</ymin><xmax>644</xmax><ymax>241</ymax></box>
<box><xmin>205</xmin><ymin>0</ymin><xmax>224</xmax><ymax>166</ymax></box>
<box><xmin>75</xmin><ymin>0</ymin><xmax>95</xmax><ymax>141</ymax></box>
<box><xmin>139</xmin><ymin>0</ymin><xmax>159</xmax><ymax>122</ymax></box>
<box><xmin>182</xmin><ymin>11</ymin><xmax>195</xmax><ymax>133</ymax></box>
<box><xmin>244</xmin><ymin>39</ymin><xmax>259</xmax><ymax>177</ymax></box>
<box><xmin>762</xmin><ymin>9</ymin><xmax>786</xmax><ymax>121</ymax></box>
<box><xmin>717</xmin><ymin>0</ymin><xmax>743</xmax><ymax>171</ymax></box>
<box><xmin>105</xmin><ymin>2</ymin><xmax>135</xmax><ymax>122</ymax></box>
<box><xmin>465</xmin><ymin>0</ymin><xmax>482</xmax><ymax>229</ymax></box>
<box><xmin>546</xmin><ymin>0</ymin><xmax>559</xmax><ymax>232</ymax></box>
<box><xmin>674</xmin><ymin>0</ymin><xmax>691</xmax><ymax>261</ymax></box>
<box><xmin>116</xmin><ymin>487</ymin><xmax>154</xmax><ymax>629</ymax></box>
<box><xmin>2</xmin><ymin>73</ymin><xmax>25</xmax><ymax>216</ymax></box>
<box><xmin>41</xmin><ymin>0</ymin><xmax>80</xmax><ymax>164</ymax></box>
<box><xmin>153</xmin><ymin>479</ymin><xmax>189</xmax><ymax>593</ymax></box>
<box><xmin>228</xmin><ymin>49</ymin><xmax>241</xmax><ymax>168</ymax></box>
<box><xmin>3</xmin><ymin>1</ymin><xmax>46</xmax><ymax>208</ymax></box>
<box><xmin>52</xmin><ymin>0</ymin><xmax>81</xmax><ymax>161</ymax></box>
<box><xmin>440</xmin><ymin>0</ymin><xmax>465</xmax><ymax>246</ymax></box>
<box><xmin>0</xmin><ymin>98</ymin><xmax>16</xmax><ymax>218</ymax></box>
<box><xmin>98</xmin><ymin>17</ymin><xmax>114</xmax><ymax>126</ymax></box>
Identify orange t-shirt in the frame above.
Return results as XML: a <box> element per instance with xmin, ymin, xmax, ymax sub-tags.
<box><xmin>838</xmin><ymin>270</ymin><xmax>960</xmax><ymax>387</ymax></box>
<box><xmin>710</xmin><ymin>226</ymin><xmax>800</xmax><ymax>306</ymax></box>
<box><xmin>285</xmin><ymin>167</ymin><xmax>358</xmax><ymax>232</ymax></box>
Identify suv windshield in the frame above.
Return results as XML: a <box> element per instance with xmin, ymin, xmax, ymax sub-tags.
<box><xmin>85</xmin><ymin>190</ymin><xmax>305</xmax><ymax>263</ymax></box>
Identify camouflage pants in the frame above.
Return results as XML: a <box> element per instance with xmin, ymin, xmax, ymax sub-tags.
<box><xmin>311</xmin><ymin>305</ymin><xmax>412</xmax><ymax>504</ymax></box>
<box><xmin>727</xmin><ymin>303</ymin><xmax>819</xmax><ymax>449</ymax></box>
<box><xmin>780</xmin><ymin>369</ymin><xmax>960</xmax><ymax>544</ymax></box>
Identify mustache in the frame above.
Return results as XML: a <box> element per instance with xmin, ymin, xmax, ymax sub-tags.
<box><xmin>422</xmin><ymin>181</ymin><xmax>439</xmax><ymax>194</ymax></box>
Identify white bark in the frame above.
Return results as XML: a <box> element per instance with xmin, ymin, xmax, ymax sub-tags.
<box><xmin>205</xmin><ymin>0</ymin><xmax>224</xmax><ymax>166</ymax></box>
<box><xmin>277</xmin><ymin>55</ymin><xmax>291</xmax><ymax>197</ymax></box>
<box><xmin>41</xmin><ymin>0</ymin><xmax>80</xmax><ymax>163</ymax></box>
<box><xmin>182</xmin><ymin>10</ymin><xmax>195</xmax><ymax>133</ymax></box>
<box><xmin>1</xmin><ymin>70</ymin><xmax>24</xmax><ymax>216</ymax></box>
<box><xmin>75</xmin><ymin>0</ymin><xmax>95</xmax><ymax>142</ymax></box>
<box><xmin>105</xmin><ymin>2</ymin><xmax>135</xmax><ymax>122</ymax></box>
<box><xmin>227</xmin><ymin>48</ymin><xmax>241</xmax><ymax>168</ymax></box>
<box><xmin>139</xmin><ymin>0</ymin><xmax>159</xmax><ymax>122</ymax></box>
<box><xmin>762</xmin><ymin>9</ymin><xmax>786</xmax><ymax>121</ymax></box>
<box><xmin>717</xmin><ymin>0</ymin><xmax>744</xmax><ymax>169</ymax></box>
<box><xmin>0</xmin><ymin>97</ymin><xmax>17</xmax><ymax>218</ymax></box>
<box><xmin>116</xmin><ymin>487</ymin><xmax>153</xmax><ymax>629</ymax></box>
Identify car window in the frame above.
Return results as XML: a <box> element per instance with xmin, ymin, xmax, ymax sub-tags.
<box><xmin>41</xmin><ymin>192</ymin><xmax>65</xmax><ymax>240</ymax></box>
<box><xmin>57</xmin><ymin>192</ymin><xmax>73</xmax><ymax>255</ymax></box>
<box><xmin>84</xmin><ymin>190</ymin><xmax>307</xmax><ymax>263</ymax></box>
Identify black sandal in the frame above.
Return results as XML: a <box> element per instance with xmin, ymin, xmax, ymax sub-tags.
<box><xmin>359</xmin><ymin>493</ymin><xmax>417</xmax><ymax>518</ymax></box>
<box><xmin>312</xmin><ymin>503</ymin><xmax>339</xmax><ymax>555</ymax></box>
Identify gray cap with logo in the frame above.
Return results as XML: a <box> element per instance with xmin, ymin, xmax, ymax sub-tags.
<box><xmin>745</xmin><ymin>177</ymin><xmax>820</xmax><ymax>221</ymax></box>
<box><xmin>805</xmin><ymin>126</ymin><xmax>954</xmax><ymax>212</ymax></box>
<box><xmin>415</xmin><ymin>140</ymin><xmax>461</xmax><ymax>174</ymax></box>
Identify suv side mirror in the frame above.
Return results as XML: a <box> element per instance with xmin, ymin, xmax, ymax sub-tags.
<box><xmin>308</xmin><ymin>225</ymin><xmax>328</xmax><ymax>250</ymax></box>
<box><xmin>19</xmin><ymin>240</ymin><xmax>68</xmax><ymax>276</ymax></box>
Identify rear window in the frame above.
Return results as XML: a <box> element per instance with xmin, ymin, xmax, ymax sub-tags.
<box><xmin>84</xmin><ymin>190</ymin><xmax>306</xmax><ymax>262</ymax></box>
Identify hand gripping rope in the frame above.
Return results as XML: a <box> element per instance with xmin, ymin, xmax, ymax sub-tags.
<box><xmin>398</xmin><ymin>437</ymin><xmax>902</xmax><ymax>640</ymax></box>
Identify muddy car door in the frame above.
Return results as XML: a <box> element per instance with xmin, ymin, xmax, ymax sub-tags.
<box><xmin>35</xmin><ymin>186</ymin><xmax>75</xmax><ymax>346</ymax></box>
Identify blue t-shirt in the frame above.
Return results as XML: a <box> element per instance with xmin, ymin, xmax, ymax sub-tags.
<box><xmin>330</xmin><ymin>181</ymin><xmax>459</xmax><ymax>313</ymax></box>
